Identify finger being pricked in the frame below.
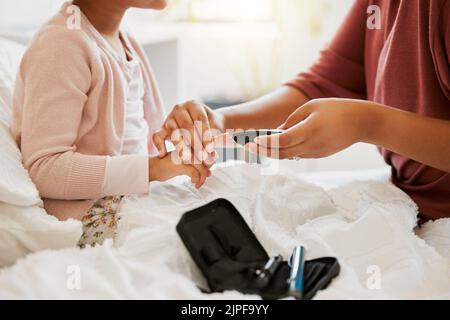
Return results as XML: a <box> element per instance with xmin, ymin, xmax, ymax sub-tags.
<box><xmin>172</xmin><ymin>105</ymin><xmax>208</xmax><ymax>166</ymax></box>
<box><xmin>153</xmin><ymin>127</ymin><xmax>170</xmax><ymax>157</ymax></box>
<box><xmin>166</xmin><ymin>118</ymin><xmax>180</xmax><ymax>143</ymax></box>
<box><xmin>186</xmin><ymin>101</ymin><xmax>215</xmax><ymax>156</ymax></box>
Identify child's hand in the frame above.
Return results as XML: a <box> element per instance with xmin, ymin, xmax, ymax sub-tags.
<box><xmin>148</xmin><ymin>153</ymin><xmax>211</xmax><ymax>189</ymax></box>
<box><xmin>152</xmin><ymin>100</ymin><xmax>224</xmax><ymax>164</ymax></box>
<box><xmin>248</xmin><ymin>98</ymin><xmax>375</xmax><ymax>159</ymax></box>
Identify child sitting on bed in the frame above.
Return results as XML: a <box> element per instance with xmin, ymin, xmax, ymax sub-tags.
<box><xmin>11</xmin><ymin>0</ymin><xmax>213</xmax><ymax>247</ymax></box>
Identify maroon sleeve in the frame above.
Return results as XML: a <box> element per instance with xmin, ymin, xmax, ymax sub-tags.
<box><xmin>436</xmin><ymin>0</ymin><xmax>450</xmax><ymax>99</ymax></box>
<box><xmin>287</xmin><ymin>0</ymin><xmax>368</xmax><ymax>100</ymax></box>
<box><xmin>445</xmin><ymin>1</ymin><xmax>450</xmax><ymax>59</ymax></box>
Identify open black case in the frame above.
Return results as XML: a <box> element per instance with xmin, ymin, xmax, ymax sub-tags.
<box><xmin>176</xmin><ymin>199</ymin><xmax>340</xmax><ymax>300</ymax></box>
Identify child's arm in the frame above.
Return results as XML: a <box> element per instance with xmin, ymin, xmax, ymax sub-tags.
<box><xmin>17</xmin><ymin>30</ymin><xmax>109</xmax><ymax>200</ymax></box>
<box><xmin>251</xmin><ymin>98</ymin><xmax>450</xmax><ymax>173</ymax></box>
<box><xmin>18</xmin><ymin>29</ymin><xmax>204</xmax><ymax>201</ymax></box>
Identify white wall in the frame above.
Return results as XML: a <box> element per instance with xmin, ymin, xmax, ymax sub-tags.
<box><xmin>275</xmin><ymin>0</ymin><xmax>355</xmax><ymax>81</ymax></box>
<box><xmin>0</xmin><ymin>0</ymin><xmax>65</xmax><ymax>30</ymax></box>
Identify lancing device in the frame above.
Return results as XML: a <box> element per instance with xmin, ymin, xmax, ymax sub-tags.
<box><xmin>288</xmin><ymin>245</ymin><xmax>306</xmax><ymax>299</ymax></box>
<box><xmin>255</xmin><ymin>254</ymin><xmax>283</xmax><ymax>289</ymax></box>
<box><xmin>231</xmin><ymin>130</ymin><xmax>284</xmax><ymax>146</ymax></box>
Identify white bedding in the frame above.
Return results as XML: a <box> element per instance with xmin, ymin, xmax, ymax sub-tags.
<box><xmin>0</xmin><ymin>163</ymin><xmax>449</xmax><ymax>299</ymax></box>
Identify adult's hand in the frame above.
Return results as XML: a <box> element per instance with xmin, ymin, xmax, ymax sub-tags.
<box><xmin>248</xmin><ymin>98</ymin><xmax>375</xmax><ymax>159</ymax></box>
<box><xmin>152</xmin><ymin>100</ymin><xmax>224</xmax><ymax>166</ymax></box>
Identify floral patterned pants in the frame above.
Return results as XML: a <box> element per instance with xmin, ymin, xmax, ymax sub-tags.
<box><xmin>77</xmin><ymin>196</ymin><xmax>124</xmax><ymax>248</ymax></box>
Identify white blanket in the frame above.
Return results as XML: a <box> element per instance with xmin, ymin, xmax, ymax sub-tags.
<box><xmin>1</xmin><ymin>163</ymin><xmax>449</xmax><ymax>299</ymax></box>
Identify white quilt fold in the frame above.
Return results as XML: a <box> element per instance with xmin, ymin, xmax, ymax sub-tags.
<box><xmin>1</xmin><ymin>164</ymin><xmax>449</xmax><ymax>299</ymax></box>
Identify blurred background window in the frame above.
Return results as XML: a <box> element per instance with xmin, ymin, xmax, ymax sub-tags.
<box><xmin>0</xmin><ymin>0</ymin><xmax>354</xmax><ymax>105</ymax></box>
<box><xmin>124</xmin><ymin>0</ymin><xmax>355</xmax><ymax>107</ymax></box>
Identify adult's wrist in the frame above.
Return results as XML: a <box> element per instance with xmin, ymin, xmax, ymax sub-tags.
<box><xmin>148</xmin><ymin>156</ymin><xmax>159</xmax><ymax>182</ymax></box>
<box><xmin>358</xmin><ymin>102</ymin><xmax>389</xmax><ymax>145</ymax></box>
<box><xmin>207</xmin><ymin>107</ymin><xmax>227</xmax><ymax>132</ymax></box>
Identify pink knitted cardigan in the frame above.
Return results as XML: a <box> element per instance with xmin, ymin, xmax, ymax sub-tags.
<box><xmin>11</xmin><ymin>2</ymin><xmax>165</xmax><ymax>221</ymax></box>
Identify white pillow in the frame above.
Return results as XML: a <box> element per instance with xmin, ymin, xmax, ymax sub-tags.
<box><xmin>0</xmin><ymin>37</ymin><xmax>25</xmax><ymax>126</ymax></box>
<box><xmin>0</xmin><ymin>121</ymin><xmax>42</xmax><ymax>206</ymax></box>
<box><xmin>0</xmin><ymin>38</ymin><xmax>42</xmax><ymax>206</ymax></box>
<box><xmin>0</xmin><ymin>202</ymin><xmax>82</xmax><ymax>267</ymax></box>
<box><xmin>0</xmin><ymin>117</ymin><xmax>81</xmax><ymax>266</ymax></box>
<box><xmin>0</xmin><ymin>38</ymin><xmax>82</xmax><ymax>267</ymax></box>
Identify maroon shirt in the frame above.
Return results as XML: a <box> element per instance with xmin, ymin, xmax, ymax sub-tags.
<box><xmin>288</xmin><ymin>0</ymin><xmax>450</xmax><ymax>220</ymax></box>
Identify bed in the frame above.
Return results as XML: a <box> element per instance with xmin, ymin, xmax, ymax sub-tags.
<box><xmin>1</xmin><ymin>37</ymin><xmax>450</xmax><ymax>300</ymax></box>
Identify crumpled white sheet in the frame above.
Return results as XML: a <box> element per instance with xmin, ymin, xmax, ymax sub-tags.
<box><xmin>0</xmin><ymin>163</ymin><xmax>449</xmax><ymax>299</ymax></box>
